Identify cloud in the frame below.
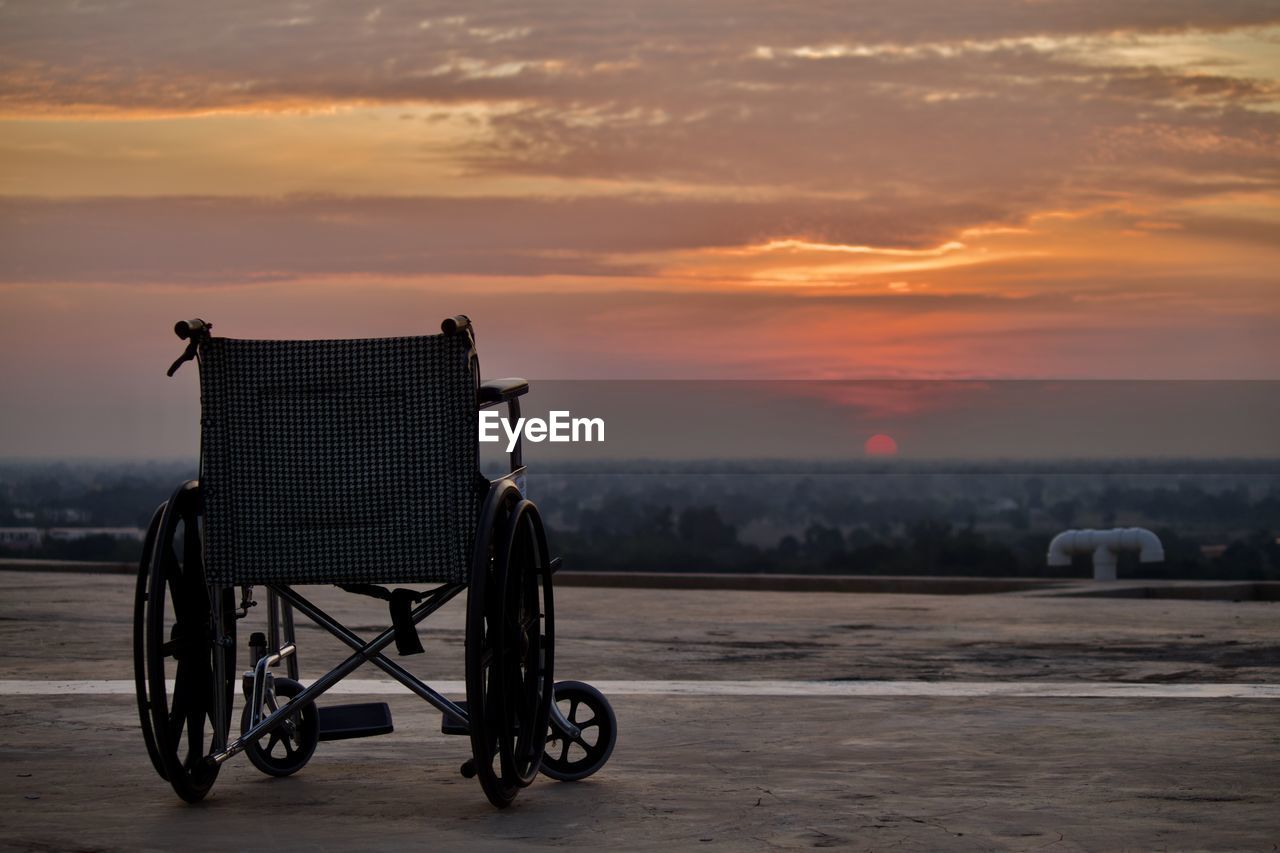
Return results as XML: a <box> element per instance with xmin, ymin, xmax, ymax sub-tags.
<box><xmin>3</xmin><ymin>4</ymin><xmax>1278</xmax><ymax>199</ymax></box>
<box><xmin>3</xmin><ymin>3</ymin><xmax>1278</xmax><ymax>241</ymax></box>
<box><xmin>0</xmin><ymin>194</ymin><xmax>1013</xmax><ymax>284</ymax></box>
<box><xmin>6</xmin><ymin>3</ymin><xmax>1280</xmax><ymax>108</ymax></box>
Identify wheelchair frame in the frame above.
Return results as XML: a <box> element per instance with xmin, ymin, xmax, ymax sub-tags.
<box><xmin>134</xmin><ymin>316</ymin><xmax>615</xmax><ymax>809</ymax></box>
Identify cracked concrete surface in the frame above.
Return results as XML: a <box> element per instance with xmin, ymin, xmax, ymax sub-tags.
<box><xmin>2</xmin><ymin>570</ymin><xmax>1278</xmax><ymax>850</ymax></box>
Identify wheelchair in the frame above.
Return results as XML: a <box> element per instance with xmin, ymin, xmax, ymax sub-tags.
<box><xmin>133</xmin><ymin>316</ymin><xmax>616</xmax><ymax>808</ymax></box>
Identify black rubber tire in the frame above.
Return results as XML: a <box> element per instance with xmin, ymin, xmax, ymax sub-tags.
<box><xmin>134</xmin><ymin>503</ymin><xmax>169</xmax><ymax>781</ymax></box>
<box><xmin>465</xmin><ymin>486</ymin><xmax>555</xmax><ymax>809</ymax></box>
<box><xmin>241</xmin><ymin>676</ymin><xmax>319</xmax><ymax>777</ymax></box>
<box><xmin>466</xmin><ymin>484</ymin><xmax>519</xmax><ymax>808</ymax></box>
<box><xmin>137</xmin><ymin>481</ymin><xmax>236</xmax><ymax>803</ymax></box>
<box><xmin>541</xmin><ymin>681</ymin><xmax>617</xmax><ymax>782</ymax></box>
<box><xmin>497</xmin><ymin>501</ymin><xmax>555</xmax><ymax>789</ymax></box>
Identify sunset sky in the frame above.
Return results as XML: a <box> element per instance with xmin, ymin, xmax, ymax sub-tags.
<box><xmin>1</xmin><ymin>1</ymin><xmax>1278</xmax><ymax>457</ymax></box>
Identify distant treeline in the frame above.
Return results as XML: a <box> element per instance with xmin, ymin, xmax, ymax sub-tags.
<box><xmin>552</xmin><ymin>504</ymin><xmax>1280</xmax><ymax>580</ymax></box>
<box><xmin>2</xmin><ymin>459</ymin><xmax>1278</xmax><ymax>580</ymax></box>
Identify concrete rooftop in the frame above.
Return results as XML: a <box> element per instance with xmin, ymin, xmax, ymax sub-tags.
<box><xmin>1</xmin><ymin>569</ymin><xmax>1277</xmax><ymax>850</ymax></box>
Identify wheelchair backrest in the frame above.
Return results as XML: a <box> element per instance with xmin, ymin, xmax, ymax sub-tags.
<box><xmin>197</xmin><ymin>333</ymin><xmax>479</xmax><ymax>586</ymax></box>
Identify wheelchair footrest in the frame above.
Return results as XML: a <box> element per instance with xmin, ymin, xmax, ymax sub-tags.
<box><xmin>441</xmin><ymin>701</ymin><xmax>468</xmax><ymax>736</ymax></box>
<box><xmin>317</xmin><ymin>702</ymin><xmax>394</xmax><ymax>741</ymax></box>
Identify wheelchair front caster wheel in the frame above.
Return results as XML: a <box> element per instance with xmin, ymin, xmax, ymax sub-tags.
<box><xmin>541</xmin><ymin>681</ymin><xmax>616</xmax><ymax>782</ymax></box>
<box><xmin>241</xmin><ymin>677</ymin><xmax>319</xmax><ymax>777</ymax></box>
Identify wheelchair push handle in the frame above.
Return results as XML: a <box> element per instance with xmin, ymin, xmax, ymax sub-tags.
<box><xmin>174</xmin><ymin>318</ymin><xmax>211</xmax><ymax>340</ymax></box>
<box><xmin>441</xmin><ymin>315</ymin><xmax>472</xmax><ymax>336</ymax></box>
<box><xmin>168</xmin><ymin>318</ymin><xmax>212</xmax><ymax>376</ymax></box>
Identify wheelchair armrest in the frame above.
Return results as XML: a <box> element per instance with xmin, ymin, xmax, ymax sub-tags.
<box><xmin>478</xmin><ymin>378</ymin><xmax>529</xmax><ymax>407</ymax></box>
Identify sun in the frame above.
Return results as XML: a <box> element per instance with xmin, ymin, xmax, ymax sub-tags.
<box><xmin>864</xmin><ymin>433</ymin><xmax>898</xmax><ymax>457</ymax></box>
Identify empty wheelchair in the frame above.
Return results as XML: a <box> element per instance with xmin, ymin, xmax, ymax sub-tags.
<box><xmin>133</xmin><ymin>316</ymin><xmax>616</xmax><ymax>807</ymax></box>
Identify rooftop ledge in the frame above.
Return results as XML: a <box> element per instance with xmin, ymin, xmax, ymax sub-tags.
<box><xmin>2</xmin><ymin>559</ymin><xmax>1277</xmax><ymax>600</ymax></box>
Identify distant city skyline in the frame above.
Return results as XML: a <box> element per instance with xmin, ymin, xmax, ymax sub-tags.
<box><xmin>3</xmin><ymin>380</ymin><xmax>1277</xmax><ymax>461</ymax></box>
<box><xmin>1</xmin><ymin>2</ymin><xmax>1278</xmax><ymax>457</ymax></box>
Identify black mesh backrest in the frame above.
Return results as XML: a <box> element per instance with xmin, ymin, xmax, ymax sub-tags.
<box><xmin>197</xmin><ymin>334</ymin><xmax>478</xmax><ymax>585</ymax></box>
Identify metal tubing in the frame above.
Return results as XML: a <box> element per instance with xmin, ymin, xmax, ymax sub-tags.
<box><xmin>266</xmin><ymin>588</ymin><xmax>281</xmax><ymax>658</ymax></box>
<box><xmin>274</xmin><ymin>584</ymin><xmax>470</xmax><ymax>721</ymax></box>
<box><xmin>211</xmin><ymin>636</ymin><xmax>371</xmax><ymax>764</ymax></box>
<box><xmin>249</xmin><ymin>643</ymin><xmax>296</xmax><ymax>728</ymax></box>
<box><xmin>507</xmin><ymin>397</ymin><xmax>523</xmax><ymax>470</ymax></box>
<box><xmin>549</xmin><ymin>699</ymin><xmax>581</xmax><ymax>740</ymax></box>
<box><xmin>209</xmin><ymin>580</ymin><xmax>470</xmax><ymax>766</ymax></box>
<box><xmin>210</xmin><ymin>584</ymin><xmax>230</xmax><ymax>754</ymax></box>
<box><xmin>281</xmin><ymin>599</ymin><xmax>299</xmax><ymax>681</ymax></box>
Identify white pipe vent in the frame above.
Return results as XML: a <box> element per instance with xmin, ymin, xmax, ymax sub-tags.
<box><xmin>1047</xmin><ymin>527</ymin><xmax>1164</xmax><ymax>581</ymax></box>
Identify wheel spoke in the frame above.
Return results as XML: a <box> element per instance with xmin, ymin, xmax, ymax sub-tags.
<box><xmin>184</xmin><ymin>702</ymin><xmax>205</xmax><ymax>767</ymax></box>
<box><xmin>184</xmin><ymin>659</ymin><xmax>215</xmax><ymax>768</ymax></box>
<box><xmin>167</xmin><ymin>662</ymin><xmax>189</xmax><ymax>743</ymax></box>
<box><xmin>166</xmin><ymin>706</ymin><xmax>186</xmax><ymax>745</ymax></box>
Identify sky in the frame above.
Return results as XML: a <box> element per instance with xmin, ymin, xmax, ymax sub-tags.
<box><xmin>1</xmin><ymin>1</ymin><xmax>1278</xmax><ymax>458</ymax></box>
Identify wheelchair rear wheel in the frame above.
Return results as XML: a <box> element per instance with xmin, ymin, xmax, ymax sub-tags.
<box><xmin>497</xmin><ymin>501</ymin><xmax>555</xmax><ymax>789</ymax></box>
<box><xmin>466</xmin><ymin>492</ymin><xmax>555</xmax><ymax>808</ymax></box>
<box><xmin>134</xmin><ymin>481</ymin><xmax>236</xmax><ymax>803</ymax></box>
<box><xmin>133</xmin><ymin>504</ymin><xmax>169</xmax><ymax>781</ymax></box>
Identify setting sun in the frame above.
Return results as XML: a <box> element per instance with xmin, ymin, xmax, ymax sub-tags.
<box><xmin>864</xmin><ymin>434</ymin><xmax>899</xmax><ymax>457</ymax></box>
